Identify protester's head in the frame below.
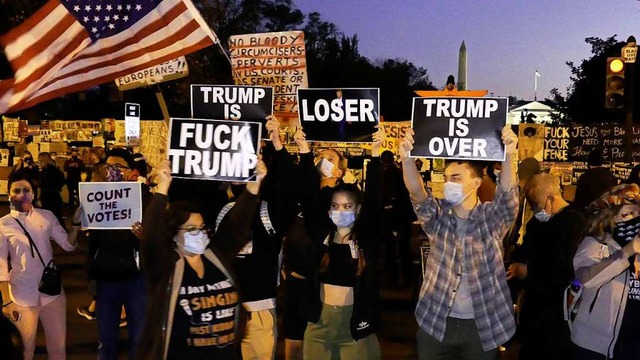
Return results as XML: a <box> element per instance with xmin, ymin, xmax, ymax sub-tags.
<box><xmin>38</xmin><ymin>152</ymin><xmax>53</xmax><ymax>168</ymax></box>
<box><xmin>167</xmin><ymin>201</ymin><xmax>209</xmax><ymax>257</ymax></box>
<box><xmin>50</xmin><ymin>152</ymin><xmax>57</xmax><ymax>161</ymax></box>
<box><xmin>445</xmin><ymin>75</ymin><xmax>456</xmax><ymax>91</ymax></box>
<box><xmin>105</xmin><ymin>148</ymin><xmax>134</xmax><ymax>182</ymax></box>
<box><xmin>587</xmin><ymin>148</ymin><xmax>604</xmax><ymax>167</ymax></box>
<box><xmin>316</xmin><ymin>149</ymin><xmax>346</xmax><ymax>180</ymax></box>
<box><xmin>586</xmin><ymin>183</ymin><xmax>640</xmax><ymax>240</ymax></box>
<box><xmin>380</xmin><ymin>150</ymin><xmax>394</xmax><ymax>165</ymax></box>
<box><xmin>322</xmin><ymin>183</ymin><xmax>366</xmax><ymax>276</ymax></box>
<box><xmin>21</xmin><ymin>151</ymin><xmax>33</xmax><ymax>165</ymax></box>
<box><xmin>518</xmin><ymin>157</ymin><xmax>541</xmax><ymax>187</ymax></box>
<box><xmin>524</xmin><ymin>173</ymin><xmax>563</xmax><ymax>221</ymax></box>
<box><xmin>71</xmin><ymin>148</ymin><xmax>79</xmax><ymax>158</ymax></box>
<box><xmin>443</xmin><ymin>160</ymin><xmax>483</xmax><ymax>206</ymax></box>
<box><xmin>8</xmin><ymin>171</ymin><xmax>35</xmax><ymax>213</ymax></box>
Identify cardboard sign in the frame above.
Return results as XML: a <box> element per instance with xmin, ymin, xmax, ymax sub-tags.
<box><xmin>298</xmin><ymin>88</ymin><xmax>380</xmax><ymax>143</ymax></box>
<box><xmin>229</xmin><ymin>31</ymin><xmax>308</xmax><ymax>126</ymax></box>
<box><xmin>543</xmin><ymin>126</ymin><xmax>570</xmax><ymax>161</ymax></box>
<box><xmin>125</xmin><ymin>103</ymin><xmax>141</xmax><ymax>146</ymax></box>
<box><xmin>411</xmin><ymin>97</ymin><xmax>508</xmax><ymax>161</ymax></box>
<box><xmin>79</xmin><ymin>182</ymin><xmax>142</xmax><ymax>230</ymax></box>
<box><xmin>115</xmin><ymin>56</ymin><xmax>188</xmax><ymax>90</ymax></box>
<box><xmin>167</xmin><ymin>118</ymin><xmax>262</xmax><ymax>182</ymax></box>
<box><xmin>190</xmin><ymin>85</ymin><xmax>274</xmax><ymax>138</ymax></box>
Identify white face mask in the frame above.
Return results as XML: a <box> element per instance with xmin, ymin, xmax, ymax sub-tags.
<box><xmin>330</xmin><ymin>210</ymin><xmax>356</xmax><ymax>228</ymax></box>
<box><xmin>319</xmin><ymin>158</ymin><xmax>335</xmax><ymax>178</ymax></box>
<box><xmin>443</xmin><ymin>181</ymin><xmax>471</xmax><ymax>206</ymax></box>
<box><xmin>534</xmin><ymin>210</ymin><xmax>552</xmax><ymax>222</ymax></box>
<box><xmin>179</xmin><ymin>231</ymin><xmax>210</xmax><ymax>255</ymax></box>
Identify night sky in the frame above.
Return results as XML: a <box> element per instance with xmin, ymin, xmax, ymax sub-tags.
<box><xmin>294</xmin><ymin>0</ymin><xmax>640</xmax><ymax>100</ymax></box>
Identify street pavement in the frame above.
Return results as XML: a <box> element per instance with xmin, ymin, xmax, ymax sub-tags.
<box><xmin>16</xmin><ymin>204</ymin><xmax>519</xmax><ymax>359</ymax></box>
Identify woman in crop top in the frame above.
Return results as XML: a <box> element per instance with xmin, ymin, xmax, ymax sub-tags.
<box><xmin>294</xmin><ymin>126</ymin><xmax>385</xmax><ymax>360</ymax></box>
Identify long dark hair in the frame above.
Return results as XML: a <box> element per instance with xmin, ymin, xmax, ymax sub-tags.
<box><xmin>166</xmin><ymin>201</ymin><xmax>205</xmax><ymax>239</ymax></box>
<box><xmin>320</xmin><ymin>183</ymin><xmax>366</xmax><ymax>277</ymax></box>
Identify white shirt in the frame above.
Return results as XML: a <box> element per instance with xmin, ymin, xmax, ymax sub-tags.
<box><xmin>0</xmin><ymin>208</ymin><xmax>75</xmax><ymax>307</ymax></box>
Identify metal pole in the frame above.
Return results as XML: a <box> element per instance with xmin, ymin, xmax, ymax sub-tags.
<box><xmin>624</xmin><ymin>61</ymin><xmax>635</xmax><ymax>163</ymax></box>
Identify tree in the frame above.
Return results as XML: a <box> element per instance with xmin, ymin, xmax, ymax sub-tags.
<box><xmin>547</xmin><ymin>36</ymin><xmax>626</xmax><ymax>124</ymax></box>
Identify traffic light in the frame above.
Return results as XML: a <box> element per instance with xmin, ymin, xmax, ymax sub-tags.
<box><xmin>605</xmin><ymin>57</ymin><xmax>625</xmax><ymax>109</ymax></box>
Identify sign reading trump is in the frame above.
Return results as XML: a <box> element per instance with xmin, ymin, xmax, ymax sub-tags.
<box><xmin>411</xmin><ymin>97</ymin><xmax>508</xmax><ymax>161</ymax></box>
<box><xmin>168</xmin><ymin>118</ymin><xmax>262</xmax><ymax>182</ymax></box>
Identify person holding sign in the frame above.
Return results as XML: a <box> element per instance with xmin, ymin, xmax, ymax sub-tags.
<box><xmin>401</xmin><ymin>125</ymin><xmax>519</xmax><ymax>359</ymax></box>
<box><xmin>136</xmin><ymin>158</ymin><xmax>267</xmax><ymax>360</ymax></box>
<box><xmin>570</xmin><ymin>184</ymin><xmax>640</xmax><ymax>360</ymax></box>
<box><xmin>0</xmin><ymin>171</ymin><xmax>82</xmax><ymax>360</ymax></box>
<box><xmin>296</xmin><ymin>126</ymin><xmax>385</xmax><ymax>360</ymax></box>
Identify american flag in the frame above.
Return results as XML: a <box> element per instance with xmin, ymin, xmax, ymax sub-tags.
<box><xmin>0</xmin><ymin>0</ymin><xmax>218</xmax><ymax>114</ymax></box>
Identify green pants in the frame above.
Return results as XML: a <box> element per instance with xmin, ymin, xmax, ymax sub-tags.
<box><xmin>417</xmin><ymin>317</ymin><xmax>498</xmax><ymax>360</ymax></box>
<box><xmin>303</xmin><ymin>304</ymin><xmax>381</xmax><ymax>360</ymax></box>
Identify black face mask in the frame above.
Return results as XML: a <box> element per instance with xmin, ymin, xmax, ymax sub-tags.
<box><xmin>613</xmin><ymin>216</ymin><xmax>640</xmax><ymax>247</ymax></box>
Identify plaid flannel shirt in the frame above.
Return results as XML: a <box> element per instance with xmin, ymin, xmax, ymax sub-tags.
<box><xmin>414</xmin><ymin>183</ymin><xmax>519</xmax><ymax>351</ymax></box>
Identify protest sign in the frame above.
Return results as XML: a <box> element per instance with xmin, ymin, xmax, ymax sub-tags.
<box><xmin>167</xmin><ymin>118</ymin><xmax>262</xmax><ymax>182</ymax></box>
<box><xmin>411</xmin><ymin>97</ymin><xmax>508</xmax><ymax>161</ymax></box>
<box><xmin>298</xmin><ymin>88</ymin><xmax>380</xmax><ymax>143</ymax></box>
<box><xmin>518</xmin><ymin>123</ymin><xmax>544</xmax><ymax>160</ymax></box>
<box><xmin>79</xmin><ymin>182</ymin><xmax>142</xmax><ymax>230</ymax></box>
<box><xmin>190</xmin><ymin>85</ymin><xmax>274</xmax><ymax>138</ymax></box>
<box><xmin>115</xmin><ymin>56</ymin><xmax>188</xmax><ymax>91</ymax></box>
<box><xmin>229</xmin><ymin>31</ymin><xmax>308</xmax><ymax>126</ymax></box>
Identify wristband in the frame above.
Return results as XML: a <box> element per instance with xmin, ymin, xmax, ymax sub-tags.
<box><xmin>2</xmin><ymin>301</ymin><xmax>12</xmax><ymax>307</ymax></box>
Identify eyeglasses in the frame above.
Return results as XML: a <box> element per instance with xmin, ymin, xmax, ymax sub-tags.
<box><xmin>105</xmin><ymin>163</ymin><xmax>130</xmax><ymax>170</ymax></box>
<box><xmin>178</xmin><ymin>225</ymin><xmax>208</xmax><ymax>235</ymax></box>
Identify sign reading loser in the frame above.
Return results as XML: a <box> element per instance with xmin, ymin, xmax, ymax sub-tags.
<box><xmin>168</xmin><ymin>118</ymin><xmax>262</xmax><ymax>181</ymax></box>
<box><xmin>190</xmin><ymin>85</ymin><xmax>273</xmax><ymax>138</ymax></box>
<box><xmin>79</xmin><ymin>182</ymin><xmax>142</xmax><ymax>230</ymax></box>
<box><xmin>297</xmin><ymin>88</ymin><xmax>380</xmax><ymax>143</ymax></box>
<box><xmin>411</xmin><ymin>97</ymin><xmax>508</xmax><ymax>161</ymax></box>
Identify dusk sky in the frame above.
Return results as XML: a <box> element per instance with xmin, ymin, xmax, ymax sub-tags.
<box><xmin>294</xmin><ymin>0</ymin><xmax>640</xmax><ymax>101</ymax></box>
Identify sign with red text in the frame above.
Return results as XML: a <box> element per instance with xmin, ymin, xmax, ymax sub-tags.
<box><xmin>229</xmin><ymin>31</ymin><xmax>308</xmax><ymax>126</ymax></box>
<box><xmin>411</xmin><ymin>97</ymin><xmax>508</xmax><ymax>161</ymax></box>
<box><xmin>79</xmin><ymin>182</ymin><xmax>142</xmax><ymax>230</ymax></box>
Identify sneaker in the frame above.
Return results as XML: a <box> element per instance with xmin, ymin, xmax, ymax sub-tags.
<box><xmin>119</xmin><ymin>319</ymin><xmax>127</xmax><ymax>328</ymax></box>
<box><xmin>77</xmin><ymin>306</ymin><xmax>96</xmax><ymax>320</ymax></box>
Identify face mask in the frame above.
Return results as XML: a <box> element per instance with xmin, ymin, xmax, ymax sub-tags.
<box><xmin>318</xmin><ymin>158</ymin><xmax>335</xmax><ymax>178</ymax></box>
<box><xmin>534</xmin><ymin>210</ymin><xmax>552</xmax><ymax>222</ymax></box>
<box><xmin>9</xmin><ymin>193</ymin><xmax>33</xmax><ymax>212</ymax></box>
<box><xmin>106</xmin><ymin>166</ymin><xmax>124</xmax><ymax>182</ymax></box>
<box><xmin>180</xmin><ymin>231</ymin><xmax>210</xmax><ymax>255</ymax></box>
<box><xmin>443</xmin><ymin>181</ymin><xmax>471</xmax><ymax>206</ymax></box>
<box><xmin>613</xmin><ymin>215</ymin><xmax>640</xmax><ymax>246</ymax></box>
<box><xmin>330</xmin><ymin>210</ymin><xmax>356</xmax><ymax>228</ymax></box>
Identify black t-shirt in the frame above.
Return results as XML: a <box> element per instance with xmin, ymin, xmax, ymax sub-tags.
<box><xmin>168</xmin><ymin>258</ymin><xmax>238</xmax><ymax>360</ymax></box>
<box><xmin>615</xmin><ymin>267</ymin><xmax>640</xmax><ymax>355</ymax></box>
<box><xmin>319</xmin><ymin>242</ymin><xmax>357</xmax><ymax>287</ymax></box>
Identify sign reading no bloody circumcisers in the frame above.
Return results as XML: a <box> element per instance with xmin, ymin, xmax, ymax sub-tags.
<box><xmin>298</xmin><ymin>88</ymin><xmax>380</xmax><ymax>143</ymax></box>
<box><xmin>168</xmin><ymin>118</ymin><xmax>262</xmax><ymax>182</ymax></box>
<box><xmin>411</xmin><ymin>97</ymin><xmax>508</xmax><ymax>161</ymax></box>
<box><xmin>190</xmin><ymin>85</ymin><xmax>274</xmax><ymax>139</ymax></box>
<box><xmin>79</xmin><ymin>182</ymin><xmax>142</xmax><ymax>230</ymax></box>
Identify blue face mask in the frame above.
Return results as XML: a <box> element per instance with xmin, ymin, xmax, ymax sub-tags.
<box><xmin>180</xmin><ymin>231</ymin><xmax>210</xmax><ymax>255</ymax></box>
<box><xmin>330</xmin><ymin>210</ymin><xmax>356</xmax><ymax>228</ymax></box>
<box><xmin>106</xmin><ymin>166</ymin><xmax>124</xmax><ymax>182</ymax></box>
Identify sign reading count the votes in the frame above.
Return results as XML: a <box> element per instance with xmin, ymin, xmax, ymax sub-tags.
<box><xmin>79</xmin><ymin>182</ymin><xmax>142</xmax><ymax>230</ymax></box>
<box><xmin>190</xmin><ymin>84</ymin><xmax>274</xmax><ymax>139</ymax></box>
<box><xmin>411</xmin><ymin>97</ymin><xmax>508</xmax><ymax>161</ymax></box>
<box><xmin>168</xmin><ymin>118</ymin><xmax>262</xmax><ymax>182</ymax></box>
<box><xmin>298</xmin><ymin>88</ymin><xmax>380</xmax><ymax>143</ymax></box>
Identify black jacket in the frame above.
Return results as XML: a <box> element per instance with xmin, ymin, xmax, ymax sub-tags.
<box><xmin>136</xmin><ymin>190</ymin><xmax>259</xmax><ymax>360</ymax></box>
<box><xmin>300</xmin><ymin>152</ymin><xmax>383</xmax><ymax>340</ymax></box>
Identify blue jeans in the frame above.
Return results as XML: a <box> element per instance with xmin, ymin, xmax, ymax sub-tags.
<box><xmin>96</xmin><ymin>274</ymin><xmax>147</xmax><ymax>360</ymax></box>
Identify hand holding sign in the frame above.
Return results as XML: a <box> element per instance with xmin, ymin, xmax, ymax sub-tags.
<box><xmin>294</xmin><ymin>127</ymin><xmax>310</xmax><ymax>154</ymax></box>
<box><xmin>265</xmin><ymin>115</ymin><xmax>283</xmax><ymax>151</ymax></box>
<box><xmin>246</xmin><ymin>159</ymin><xmax>268</xmax><ymax>195</ymax></box>
<box><xmin>371</xmin><ymin>126</ymin><xmax>386</xmax><ymax>158</ymax></box>
<box><xmin>398</xmin><ymin>128</ymin><xmax>415</xmax><ymax>161</ymax></box>
<box><xmin>152</xmin><ymin>160</ymin><xmax>173</xmax><ymax>195</ymax></box>
<box><xmin>502</xmin><ymin>125</ymin><xmax>518</xmax><ymax>156</ymax></box>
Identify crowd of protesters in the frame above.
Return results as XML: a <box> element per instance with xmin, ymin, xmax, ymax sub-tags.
<box><xmin>0</xmin><ymin>117</ymin><xmax>639</xmax><ymax>360</ymax></box>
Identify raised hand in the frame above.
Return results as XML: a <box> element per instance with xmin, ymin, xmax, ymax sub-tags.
<box><xmin>294</xmin><ymin>126</ymin><xmax>310</xmax><ymax>154</ymax></box>
<box><xmin>371</xmin><ymin>125</ymin><xmax>386</xmax><ymax>158</ymax></box>
<box><xmin>399</xmin><ymin>128</ymin><xmax>415</xmax><ymax>161</ymax></box>
<box><xmin>265</xmin><ymin>115</ymin><xmax>283</xmax><ymax>150</ymax></box>
<box><xmin>502</xmin><ymin>125</ymin><xmax>518</xmax><ymax>155</ymax></box>
<box><xmin>151</xmin><ymin>160</ymin><xmax>172</xmax><ymax>195</ymax></box>
<box><xmin>246</xmin><ymin>159</ymin><xmax>268</xmax><ymax>195</ymax></box>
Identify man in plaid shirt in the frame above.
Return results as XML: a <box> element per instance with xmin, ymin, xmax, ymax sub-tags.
<box><xmin>400</xmin><ymin>126</ymin><xmax>519</xmax><ymax>359</ymax></box>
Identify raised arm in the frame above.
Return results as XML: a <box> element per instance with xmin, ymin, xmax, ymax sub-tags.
<box><xmin>574</xmin><ymin>236</ymin><xmax>640</xmax><ymax>289</ymax></box>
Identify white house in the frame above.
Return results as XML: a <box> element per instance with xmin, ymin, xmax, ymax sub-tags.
<box><xmin>508</xmin><ymin>101</ymin><xmax>558</xmax><ymax>125</ymax></box>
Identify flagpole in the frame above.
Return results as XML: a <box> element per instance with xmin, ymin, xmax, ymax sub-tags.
<box><xmin>534</xmin><ymin>70</ymin><xmax>538</xmax><ymax>101</ymax></box>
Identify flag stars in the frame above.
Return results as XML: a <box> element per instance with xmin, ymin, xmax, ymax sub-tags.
<box><xmin>104</xmin><ymin>16</ymin><xmax>111</xmax><ymax>21</ymax></box>
<box><xmin>106</xmin><ymin>5</ymin><xmax>113</xmax><ymax>11</ymax></box>
<box><xmin>84</xmin><ymin>5</ymin><xmax>91</xmax><ymax>11</ymax></box>
<box><xmin>95</xmin><ymin>5</ymin><xmax>102</xmax><ymax>11</ymax></box>
<box><xmin>91</xmin><ymin>27</ymin><xmax>98</xmax><ymax>33</ymax></box>
<box><xmin>73</xmin><ymin>5</ymin><xmax>80</xmax><ymax>12</ymax></box>
<box><xmin>123</xmin><ymin>15</ymin><xmax>129</xmax><ymax>22</ymax></box>
<box><xmin>94</xmin><ymin>16</ymin><xmax>100</xmax><ymax>22</ymax></box>
<box><xmin>117</xmin><ymin>5</ymin><xmax>123</xmax><ymax>11</ymax></box>
<box><xmin>108</xmin><ymin>23</ymin><xmax>115</xmax><ymax>29</ymax></box>
<box><xmin>83</xmin><ymin>16</ymin><xmax>89</xmax><ymax>23</ymax></box>
<box><xmin>136</xmin><ymin>4</ymin><xmax>142</xmax><ymax>11</ymax></box>
<box><xmin>126</xmin><ymin>4</ymin><xmax>132</xmax><ymax>10</ymax></box>
<box><xmin>113</xmin><ymin>14</ymin><xmax>120</xmax><ymax>20</ymax></box>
